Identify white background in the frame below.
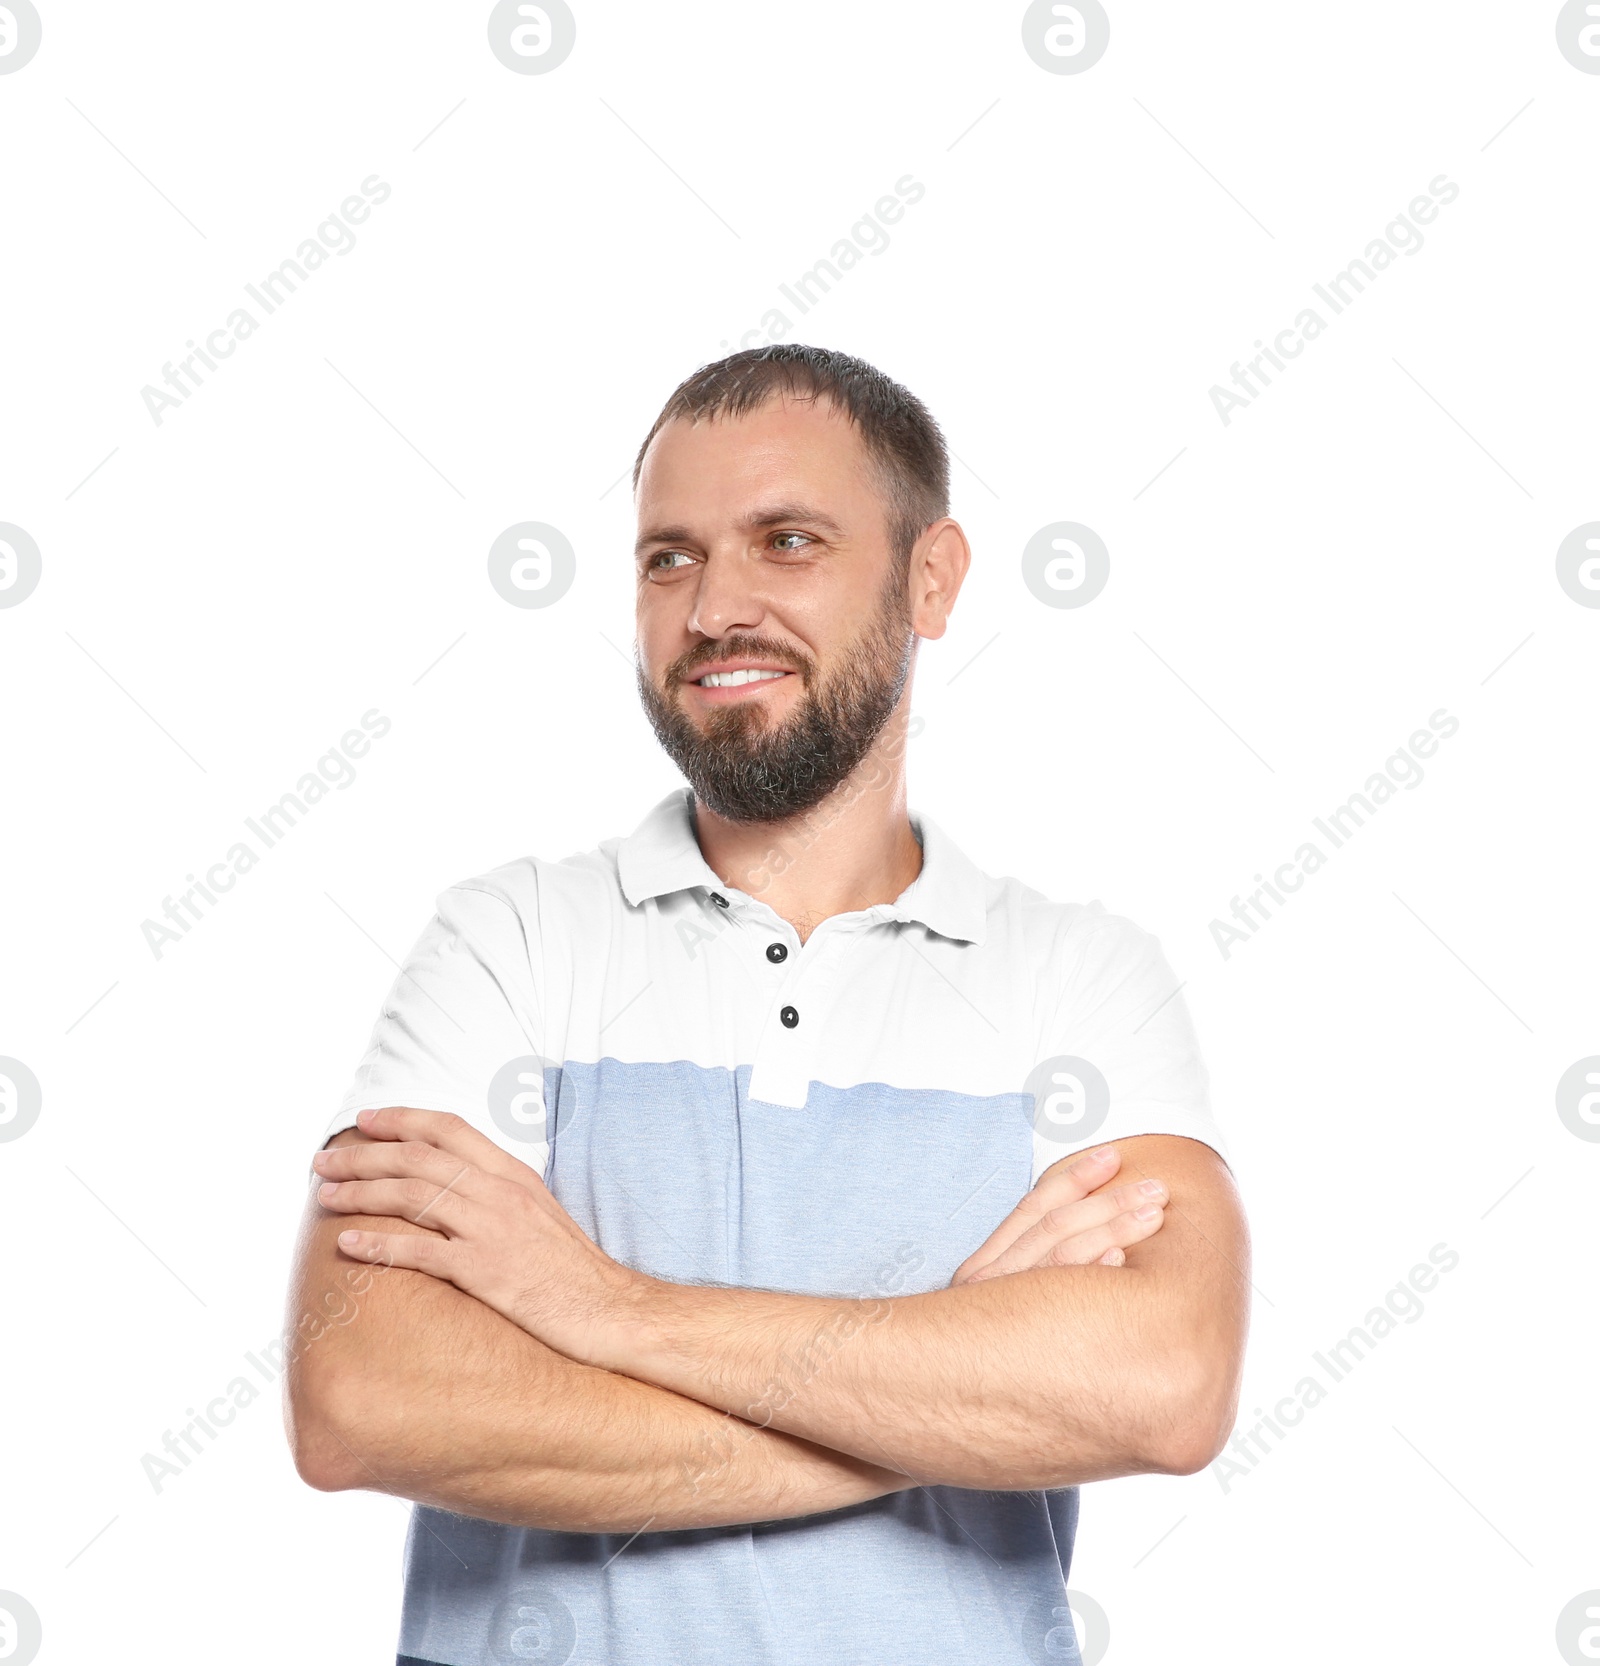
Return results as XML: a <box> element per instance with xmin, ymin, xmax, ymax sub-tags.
<box><xmin>2</xmin><ymin>2</ymin><xmax>1597</xmax><ymax>1662</ymax></box>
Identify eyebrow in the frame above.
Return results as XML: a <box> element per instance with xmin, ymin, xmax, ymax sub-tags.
<box><xmin>634</xmin><ymin>501</ymin><xmax>846</xmax><ymax>556</ymax></box>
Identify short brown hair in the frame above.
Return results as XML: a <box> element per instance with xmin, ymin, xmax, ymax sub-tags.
<box><xmin>632</xmin><ymin>345</ymin><xmax>950</xmax><ymax>570</ymax></box>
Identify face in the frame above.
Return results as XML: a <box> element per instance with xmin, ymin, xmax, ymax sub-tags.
<box><xmin>634</xmin><ymin>394</ymin><xmax>918</xmax><ymax>824</ymax></box>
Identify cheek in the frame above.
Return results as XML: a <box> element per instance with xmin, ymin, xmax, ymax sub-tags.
<box><xmin>634</xmin><ymin>605</ymin><xmax>677</xmax><ymax>680</ymax></box>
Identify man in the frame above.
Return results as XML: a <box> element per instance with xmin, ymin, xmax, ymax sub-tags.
<box><xmin>286</xmin><ymin>345</ymin><xmax>1249</xmax><ymax>1666</ymax></box>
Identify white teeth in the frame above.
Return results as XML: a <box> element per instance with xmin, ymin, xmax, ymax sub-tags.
<box><xmin>698</xmin><ymin>668</ymin><xmax>787</xmax><ymax>688</ymax></box>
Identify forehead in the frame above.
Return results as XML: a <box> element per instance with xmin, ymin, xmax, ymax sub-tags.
<box><xmin>634</xmin><ymin>394</ymin><xmax>882</xmax><ymax>524</ymax></box>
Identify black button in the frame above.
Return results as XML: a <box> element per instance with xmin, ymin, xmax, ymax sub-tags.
<box><xmin>710</xmin><ymin>892</ymin><xmax>729</xmax><ymax>908</ymax></box>
<box><xmin>780</xmin><ymin>1005</ymin><xmax>799</xmax><ymax>1028</ymax></box>
<box><xmin>766</xmin><ymin>942</ymin><xmax>788</xmax><ymax>963</ymax></box>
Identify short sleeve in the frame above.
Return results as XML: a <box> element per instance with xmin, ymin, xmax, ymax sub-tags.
<box><xmin>324</xmin><ymin>882</ymin><xmax>545</xmax><ymax>1163</ymax></box>
<box><xmin>1032</xmin><ymin>908</ymin><xmax>1227</xmax><ymax>1185</ymax></box>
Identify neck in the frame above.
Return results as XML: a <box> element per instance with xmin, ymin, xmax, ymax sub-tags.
<box><xmin>691</xmin><ymin>703</ymin><xmax>921</xmax><ymax>944</ymax></box>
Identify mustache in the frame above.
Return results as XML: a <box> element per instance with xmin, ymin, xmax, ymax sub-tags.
<box><xmin>666</xmin><ymin>636</ymin><xmax>815</xmax><ymax>684</ymax></box>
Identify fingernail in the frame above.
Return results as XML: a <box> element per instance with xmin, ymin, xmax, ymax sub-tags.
<box><xmin>1139</xmin><ymin>1179</ymin><xmax>1166</xmax><ymax>1198</ymax></box>
<box><xmin>356</xmin><ymin>1108</ymin><xmax>375</xmax><ymax>1126</ymax></box>
<box><xmin>311</xmin><ymin>1151</ymin><xmax>329</xmax><ymax>1170</ymax></box>
<box><xmin>338</xmin><ymin>1230</ymin><xmax>361</xmax><ymax>1247</ymax></box>
<box><xmin>1135</xmin><ymin>1204</ymin><xmax>1162</xmax><ymax>1221</ymax></box>
<box><xmin>318</xmin><ymin>1181</ymin><xmax>340</xmax><ymax>1198</ymax></box>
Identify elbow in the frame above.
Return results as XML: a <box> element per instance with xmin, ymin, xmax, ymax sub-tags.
<box><xmin>290</xmin><ymin>1436</ymin><xmax>359</xmax><ymax>1495</ymax></box>
<box><xmin>284</xmin><ymin>1369</ymin><xmax>364</xmax><ymax>1493</ymax></box>
<box><xmin>1140</xmin><ymin>1350</ymin><xmax>1242</xmax><ymax>1477</ymax></box>
<box><xmin>1147</xmin><ymin>1415</ymin><xmax>1229</xmax><ymax>1478</ymax></box>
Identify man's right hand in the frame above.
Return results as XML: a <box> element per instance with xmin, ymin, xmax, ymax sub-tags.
<box><xmin>949</xmin><ymin>1145</ymin><xmax>1167</xmax><ymax>1285</ymax></box>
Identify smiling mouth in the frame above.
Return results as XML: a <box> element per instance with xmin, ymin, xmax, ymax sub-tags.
<box><xmin>693</xmin><ymin>667</ymin><xmax>792</xmax><ymax>689</ymax></box>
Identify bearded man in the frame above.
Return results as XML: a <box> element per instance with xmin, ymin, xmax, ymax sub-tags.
<box><xmin>287</xmin><ymin>344</ymin><xmax>1249</xmax><ymax>1666</ymax></box>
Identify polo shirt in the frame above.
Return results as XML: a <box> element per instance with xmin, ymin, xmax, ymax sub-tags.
<box><xmin>326</xmin><ymin>786</ymin><xmax>1227</xmax><ymax>1666</ymax></box>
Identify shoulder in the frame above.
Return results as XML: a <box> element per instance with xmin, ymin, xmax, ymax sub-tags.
<box><xmin>975</xmin><ymin>869</ymin><xmax>1179</xmax><ymax>1028</ymax></box>
<box><xmin>430</xmin><ymin>831</ymin><xmax>630</xmax><ymax>937</ymax></box>
<box><xmin>986</xmin><ymin>868</ymin><xmax>1165</xmax><ymax>967</ymax></box>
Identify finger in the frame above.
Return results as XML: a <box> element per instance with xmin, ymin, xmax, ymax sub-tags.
<box><xmin>313</xmin><ymin>1139</ymin><xmax>480</xmax><ymax>1192</ymax></box>
<box><xmin>971</xmin><ymin>1202</ymin><xmax>1165</xmax><ymax>1281</ymax></box>
<box><xmin>1039</xmin><ymin>1206</ymin><xmax>1166</xmax><ymax>1270</ymax></box>
<box><xmin>965</xmin><ymin>1178</ymin><xmax>1167</xmax><ymax>1281</ymax></box>
<box><xmin>1038</xmin><ymin>1177</ymin><xmax>1166</xmax><ymax>1244</ymax></box>
<box><xmin>349</xmin><ymin>1107</ymin><xmax>544</xmax><ymax>1189</ymax></box>
<box><xmin>317</xmin><ymin>1176</ymin><xmax>472</xmax><ymax>1234</ymax></box>
<box><xmin>1032</xmin><ymin>1144</ymin><xmax>1123</xmax><ymax>1208</ymax></box>
<box><xmin>335</xmin><ymin>1227</ymin><xmax>463</xmax><ymax>1282</ymax></box>
<box><xmin>951</xmin><ymin>1145</ymin><xmax>1122</xmax><ymax>1283</ymax></box>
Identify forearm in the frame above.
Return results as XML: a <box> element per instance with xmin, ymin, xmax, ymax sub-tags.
<box><xmin>286</xmin><ymin>1203</ymin><xmax>910</xmax><ymax>1532</ymax></box>
<box><xmin>589</xmin><ymin>1145</ymin><xmax>1248</xmax><ymax>1490</ymax></box>
<box><xmin>592</xmin><ymin>1265</ymin><xmax>1187</xmax><ymax>1489</ymax></box>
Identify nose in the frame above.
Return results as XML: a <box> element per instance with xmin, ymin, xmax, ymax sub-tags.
<box><xmin>686</xmin><ymin>549</ymin><xmax>767</xmax><ymax>641</ymax></box>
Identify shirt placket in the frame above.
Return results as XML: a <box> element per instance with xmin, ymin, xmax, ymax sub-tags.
<box><xmin>743</xmin><ymin>910</ymin><xmax>870</xmax><ymax>1108</ymax></box>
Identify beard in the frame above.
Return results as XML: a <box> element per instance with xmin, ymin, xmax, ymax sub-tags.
<box><xmin>637</xmin><ymin>576</ymin><xmax>916</xmax><ymax>825</ymax></box>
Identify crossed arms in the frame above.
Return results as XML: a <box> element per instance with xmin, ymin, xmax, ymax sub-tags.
<box><xmin>284</xmin><ymin>1109</ymin><xmax>1249</xmax><ymax>1533</ymax></box>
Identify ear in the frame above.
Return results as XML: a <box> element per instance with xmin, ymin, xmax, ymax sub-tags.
<box><xmin>909</xmin><ymin>519</ymin><xmax>973</xmax><ymax>642</ymax></box>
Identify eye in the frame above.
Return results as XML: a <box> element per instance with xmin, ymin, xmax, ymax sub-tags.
<box><xmin>648</xmin><ymin>549</ymin><xmax>694</xmax><ymax>572</ymax></box>
<box><xmin>771</xmin><ymin>531</ymin><xmax>811</xmax><ymax>551</ymax></box>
